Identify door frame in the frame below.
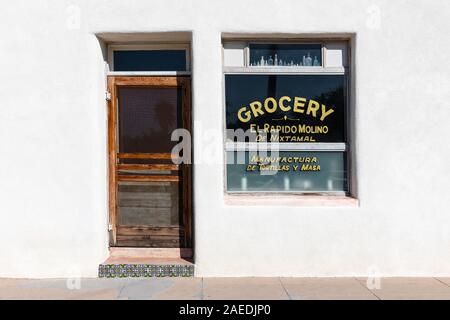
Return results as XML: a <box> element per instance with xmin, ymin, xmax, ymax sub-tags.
<box><xmin>107</xmin><ymin>76</ymin><xmax>192</xmax><ymax>248</ymax></box>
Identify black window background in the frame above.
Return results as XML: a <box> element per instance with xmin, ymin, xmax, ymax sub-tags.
<box><xmin>225</xmin><ymin>74</ymin><xmax>346</xmax><ymax>143</ymax></box>
<box><xmin>114</xmin><ymin>50</ymin><xmax>186</xmax><ymax>71</ymax></box>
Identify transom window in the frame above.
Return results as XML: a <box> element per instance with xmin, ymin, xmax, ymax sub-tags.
<box><xmin>249</xmin><ymin>43</ymin><xmax>323</xmax><ymax>67</ymax></box>
<box><xmin>223</xmin><ymin>40</ymin><xmax>350</xmax><ymax>195</ymax></box>
<box><xmin>108</xmin><ymin>44</ymin><xmax>190</xmax><ymax>72</ymax></box>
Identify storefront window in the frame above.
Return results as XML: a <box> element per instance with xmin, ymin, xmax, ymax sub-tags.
<box><xmin>225</xmin><ymin>74</ymin><xmax>346</xmax><ymax>142</ymax></box>
<box><xmin>227</xmin><ymin>151</ymin><xmax>346</xmax><ymax>192</ymax></box>
<box><xmin>224</xmin><ymin>40</ymin><xmax>349</xmax><ymax>195</ymax></box>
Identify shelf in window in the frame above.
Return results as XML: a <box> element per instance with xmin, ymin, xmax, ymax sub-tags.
<box><xmin>223</xmin><ymin>66</ymin><xmax>346</xmax><ymax>74</ymax></box>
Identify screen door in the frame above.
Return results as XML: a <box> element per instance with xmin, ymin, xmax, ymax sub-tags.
<box><xmin>107</xmin><ymin>76</ymin><xmax>191</xmax><ymax>248</ymax></box>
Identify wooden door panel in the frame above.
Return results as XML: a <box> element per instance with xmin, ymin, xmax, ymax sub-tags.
<box><xmin>116</xmin><ymin>233</ymin><xmax>182</xmax><ymax>248</ymax></box>
<box><xmin>107</xmin><ymin>76</ymin><xmax>192</xmax><ymax>248</ymax></box>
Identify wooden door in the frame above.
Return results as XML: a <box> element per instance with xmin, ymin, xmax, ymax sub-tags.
<box><xmin>107</xmin><ymin>76</ymin><xmax>191</xmax><ymax>248</ymax></box>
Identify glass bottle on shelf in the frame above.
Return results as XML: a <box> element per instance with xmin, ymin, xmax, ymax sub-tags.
<box><xmin>302</xmin><ymin>55</ymin><xmax>306</xmax><ymax>66</ymax></box>
<box><xmin>306</xmin><ymin>53</ymin><xmax>312</xmax><ymax>66</ymax></box>
<box><xmin>313</xmin><ymin>56</ymin><xmax>320</xmax><ymax>66</ymax></box>
<box><xmin>260</xmin><ymin>56</ymin><xmax>265</xmax><ymax>66</ymax></box>
<box><xmin>268</xmin><ymin>56</ymin><xmax>273</xmax><ymax>66</ymax></box>
<box><xmin>274</xmin><ymin>54</ymin><xmax>278</xmax><ymax>66</ymax></box>
<box><xmin>241</xmin><ymin>176</ymin><xmax>248</xmax><ymax>191</ymax></box>
<box><xmin>284</xmin><ymin>176</ymin><xmax>290</xmax><ymax>191</ymax></box>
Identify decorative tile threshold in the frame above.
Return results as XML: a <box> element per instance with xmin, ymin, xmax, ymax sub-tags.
<box><xmin>99</xmin><ymin>263</ymin><xmax>195</xmax><ymax>278</ymax></box>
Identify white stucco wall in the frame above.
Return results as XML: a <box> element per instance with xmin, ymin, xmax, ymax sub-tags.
<box><xmin>0</xmin><ymin>0</ymin><xmax>449</xmax><ymax>278</ymax></box>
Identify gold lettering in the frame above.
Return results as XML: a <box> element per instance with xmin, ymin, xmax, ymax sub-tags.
<box><xmin>264</xmin><ymin>97</ymin><xmax>277</xmax><ymax>113</ymax></box>
<box><xmin>236</xmin><ymin>97</ymin><xmax>335</xmax><ymax>123</ymax></box>
<box><xmin>279</xmin><ymin>96</ymin><xmax>292</xmax><ymax>111</ymax></box>
<box><xmin>250</xmin><ymin>101</ymin><xmax>264</xmax><ymax>117</ymax></box>
<box><xmin>237</xmin><ymin>107</ymin><xmax>251</xmax><ymax>123</ymax></box>
<box><xmin>306</xmin><ymin>99</ymin><xmax>320</xmax><ymax>117</ymax></box>
<box><xmin>293</xmin><ymin>97</ymin><xmax>306</xmax><ymax>113</ymax></box>
<box><xmin>320</xmin><ymin>104</ymin><xmax>334</xmax><ymax>121</ymax></box>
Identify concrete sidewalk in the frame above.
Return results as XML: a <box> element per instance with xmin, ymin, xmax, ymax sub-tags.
<box><xmin>0</xmin><ymin>277</ymin><xmax>449</xmax><ymax>300</ymax></box>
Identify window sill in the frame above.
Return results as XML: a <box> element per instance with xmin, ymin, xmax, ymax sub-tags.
<box><xmin>223</xmin><ymin>194</ymin><xmax>359</xmax><ymax>207</ymax></box>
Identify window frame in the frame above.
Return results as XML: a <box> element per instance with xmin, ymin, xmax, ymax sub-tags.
<box><xmin>222</xmin><ymin>40</ymin><xmax>351</xmax><ymax>196</ymax></box>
